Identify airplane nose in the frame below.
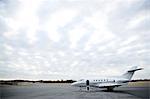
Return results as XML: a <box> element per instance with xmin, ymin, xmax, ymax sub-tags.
<box><xmin>71</xmin><ymin>82</ymin><xmax>77</xmax><ymax>86</ymax></box>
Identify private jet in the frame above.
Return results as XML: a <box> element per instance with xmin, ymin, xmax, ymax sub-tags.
<box><xmin>71</xmin><ymin>66</ymin><xmax>143</xmax><ymax>91</ymax></box>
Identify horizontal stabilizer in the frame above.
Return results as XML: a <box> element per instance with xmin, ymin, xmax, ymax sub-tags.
<box><xmin>128</xmin><ymin>68</ymin><xmax>143</xmax><ymax>72</ymax></box>
<box><xmin>121</xmin><ymin>66</ymin><xmax>143</xmax><ymax>80</ymax></box>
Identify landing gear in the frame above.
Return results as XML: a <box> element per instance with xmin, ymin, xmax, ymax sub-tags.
<box><xmin>107</xmin><ymin>87</ymin><xmax>114</xmax><ymax>91</ymax></box>
<box><xmin>86</xmin><ymin>86</ymin><xmax>90</xmax><ymax>91</ymax></box>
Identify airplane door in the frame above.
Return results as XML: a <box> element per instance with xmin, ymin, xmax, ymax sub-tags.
<box><xmin>86</xmin><ymin>80</ymin><xmax>90</xmax><ymax>91</ymax></box>
<box><xmin>86</xmin><ymin>80</ymin><xmax>89</xmax><ymax>85</ymax></box>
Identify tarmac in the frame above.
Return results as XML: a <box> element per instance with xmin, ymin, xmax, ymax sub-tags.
<box><xmin>1</xmin><ymin>83</ymin><xmax>149</xmax><ymax>99</ymax></box>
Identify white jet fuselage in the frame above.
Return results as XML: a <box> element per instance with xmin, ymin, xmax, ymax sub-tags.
<box><xmin>71</xmin><ymin>66</ymin><xmax>143</xmax><ymax>91</ymax></box>
<box><xmin>71</xmin><ymin>77</ymin><xmax>127</xmax><ymax>87</ymax></box>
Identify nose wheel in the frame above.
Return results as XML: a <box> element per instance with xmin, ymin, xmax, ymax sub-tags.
<box><xmin>86</xmin><ymin>86</ymin><xmax>90</xmax><ymax>91</ymax></box>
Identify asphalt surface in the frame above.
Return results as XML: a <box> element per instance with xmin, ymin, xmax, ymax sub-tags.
<box><xmin>0</xmin><ymin>83</ymin><xmax>149</xmax><ymax>99</ymax></box>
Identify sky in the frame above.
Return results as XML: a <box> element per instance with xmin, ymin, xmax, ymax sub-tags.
<box><xmin>0</xmin><ymin>0</ymin><xmax>150</xmax><ymax>80</ymax></box>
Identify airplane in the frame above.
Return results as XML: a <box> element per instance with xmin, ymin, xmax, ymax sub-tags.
<box><xmin>71</xmin><ymin>66</ymin><xmax>143</xmax><ymax>91</ymax></box>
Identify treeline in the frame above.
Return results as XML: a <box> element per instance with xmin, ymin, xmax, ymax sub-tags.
<box><xmin>1</xmin><ymin>79</ymin><xmax>149</xmax><ymax>85</ymax></box>
<box><xmin>36</xmin><ymin>80</ymin><xmax>76</xmax><ymax>83</ymax></box>
<box><xmin>0</xmin><ymin>80</ymin><xmax>76</xmax><ymax>85</ymax></box>
<box><xmin>130</xmin><ymin>79</ymin><xmax>150</xmax><ymax>82</ymax></box>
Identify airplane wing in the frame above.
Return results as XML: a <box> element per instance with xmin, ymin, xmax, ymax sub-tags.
<box><xmin>95</xmin><ymin>82</ymin><xmax>122</xmax><ymax>88</ymax></box>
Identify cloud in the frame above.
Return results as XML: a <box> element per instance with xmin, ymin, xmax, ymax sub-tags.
<box><xmin>0</xmin><ymin>0</ymin><xmax>149</xmax><ymax>80</ymax></box>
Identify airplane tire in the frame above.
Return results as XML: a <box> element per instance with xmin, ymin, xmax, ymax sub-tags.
<box><xmin>107</xmin><ymin>87</ymin><xmax>114</xmax><ymax>91</ymax></box>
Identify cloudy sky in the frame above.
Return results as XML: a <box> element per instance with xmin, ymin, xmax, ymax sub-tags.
<box><xmin>0</xmin><ymin>0</ymin><xmax>149</xmax><ymax>80</ymax></box>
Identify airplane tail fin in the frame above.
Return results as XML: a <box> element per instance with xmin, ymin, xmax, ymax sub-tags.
<box><xmin>121</xmin><ymin>66</ymin><xmax>143</xmax><ymax>80</ymax></box>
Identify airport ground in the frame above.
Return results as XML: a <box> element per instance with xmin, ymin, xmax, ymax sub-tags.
<box><xmin>0</xmin><ymin>81</ymin><xmax>149</xmax><ymax>99</ymax></box>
